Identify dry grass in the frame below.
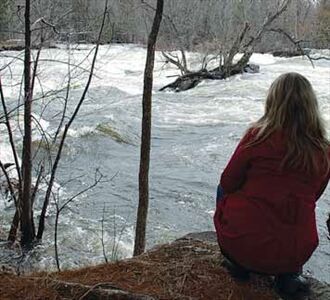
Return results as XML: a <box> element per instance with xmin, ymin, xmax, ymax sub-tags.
<box><xmin>0</xmin><ymin>238</ymin><xmax>279</xmax><ymax>300</ymax></box>
<box><xmin>0</xmin><ymin>274</ymin><xmax>61</xmax><ymax>300</ymax></box>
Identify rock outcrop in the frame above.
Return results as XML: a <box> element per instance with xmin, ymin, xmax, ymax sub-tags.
<box><xmin>0</xmin><ymin>231</ymin><xmax>329</xmax><ymax>299</ymax></box>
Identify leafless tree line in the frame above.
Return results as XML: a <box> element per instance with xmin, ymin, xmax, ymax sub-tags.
<box><xmin>1</xmin><ymin>0</ymin><xmax>329</xmax><ymax>50</ymax></box>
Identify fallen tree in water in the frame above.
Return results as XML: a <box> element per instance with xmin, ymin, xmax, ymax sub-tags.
<box><xmin>160</xmin><ymin>1</ymin><xmax>291</xmax><ymax>92</ymax></box>
<box><xmin>160</xmin><ymin>63</ymin><xmax>259</xmax><ymax>92</ymax></box>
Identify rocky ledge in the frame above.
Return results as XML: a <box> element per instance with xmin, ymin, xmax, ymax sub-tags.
<box><xmin>0</xmin><ymin>231</ymin><xmax>329</xmax><ymax>300</ymax></box>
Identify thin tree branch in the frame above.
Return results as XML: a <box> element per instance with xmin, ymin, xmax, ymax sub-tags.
<box><xmin>37</xmin><ymin>0</ymin><xmax>109</xmax><ymax>240</ymax></box>
<box><xmin>0</xmin><ymin>77</ymin><xmax>22</xmax><ymax>193</ymax></box>
<box><xmin>161</xmin><ymin>51</ymin><xmax>188</xmax><ymax>75</ymax></box>
<box><xmin>268</xmin><ymin>28</ymin><xmax>315</xmax><ymax>67</ymax></box>
<box><xmin>0</xmin><ymin>161</ymin><xmax>18</xmax><ymax>206</ymax></box>
<box><xmin>53</xmin><ymin>46</ymin><xmax>71</xmax><ymax>143</ymax></box>
<box><xmin>58</xmin><ymin>171</ymin><xmax>104</xmax><ymax>214</ymax></box>
<box><xmin>101</xmin><ymin>203</ymin><xmax>108</xmax><ymax>263</ymax></box>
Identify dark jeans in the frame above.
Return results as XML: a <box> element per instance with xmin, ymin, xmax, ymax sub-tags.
<box><xmin>221</xmin><ymin>248</ymin><xmax>251</xmax><ymax>271</ymax></box>
<box><xmin>221</xmin><ymin>246</ymin><xmax>303</xmax><ymax>276</ymax></box>
<box><xmin>216</xmin><ymin>184</ymin><xmax>225</xmax><ymax>204</ymax></box>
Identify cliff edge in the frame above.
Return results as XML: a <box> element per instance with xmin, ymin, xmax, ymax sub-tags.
<box><xmin>0</xmin><ymin>231</ymin><xmax>329</xmax><ymax>300</ymax></box>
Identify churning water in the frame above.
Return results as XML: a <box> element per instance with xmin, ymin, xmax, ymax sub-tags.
<box><xmin>0</xmin><ymin>45</ymin><xmax>329</xmax><ymax>282</ymax></box>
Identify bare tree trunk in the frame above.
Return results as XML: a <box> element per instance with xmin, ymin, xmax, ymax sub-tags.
<box><xmin>0</xmin><ymin>77</ymin><xmax>21</xmax><ymax>243</ymax></box>
<box><xmin>54</xmin><ymin>210</ymin><xmax>60</xmax><ymax>271</ymax></box>
<box><xmin>222</xmin><ymin>22</ymin><xmax>250</xmax><ymax>77</ymax></box>
<box><xmin>8</xmin><ymin>209</ymin><xmax>19</xmax><ymax>242</ymax></box>
<box><xmin>20</xmin><ymin>0</ymin><xmax>35</xmax><ymax>248</ymax></box>
<box><xmin>133</xmin><ymin>0</ymin><xmax>164</xmax><ymax>257</ymax></box>
<box><xmin>37</xmin><ymin>0</ymin><xmax>109</xmax><ymax>240</ymax></box>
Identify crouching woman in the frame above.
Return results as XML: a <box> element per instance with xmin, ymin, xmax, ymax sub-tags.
<box><xmin>214</xmin><ymin>72</ymin><xmax>330</xmax><ymax>294</ymax></box>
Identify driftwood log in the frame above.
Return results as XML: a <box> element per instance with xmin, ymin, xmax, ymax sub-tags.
<box><xmin>272</xmin><ymin>49</ymin><xmax>311</xmax><ymax>57</ymax></box>
<box><xmin>160</xmin><ymin>64</ymin><xmax>260</xmax><ymax>92</ymax></box>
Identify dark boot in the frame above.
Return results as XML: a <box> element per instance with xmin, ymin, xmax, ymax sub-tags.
<box><xmin>275</xmin><ymin>273</ymin><xmax>310</xmax><ymax>295</ymax></box>
<box><xmin>221</xmin><ymin>257</ymin><xmax>250</xmax><ymax>281</ymax></box>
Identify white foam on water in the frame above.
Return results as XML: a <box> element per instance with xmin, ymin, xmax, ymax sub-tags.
<box><xmin>1</xmin><ymin>45</ymin><xmax>329</xmax><ymax>280</ymax></box>
<box><xmin>67</xmin><ymin>126</ymin><xmax>95</xmax><ymax>138</ymax></box>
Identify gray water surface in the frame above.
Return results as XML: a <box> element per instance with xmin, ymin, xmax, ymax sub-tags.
<box><xmin>0</xmin><ymin>45</ymin><xmax>329</xmax><ymax>282</ymax></box>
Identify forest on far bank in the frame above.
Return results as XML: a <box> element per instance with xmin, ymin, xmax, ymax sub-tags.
<box><xmin>0</xmin><ymin>0</ymin><xmax>329</xmax><ymax>52</ymax></box>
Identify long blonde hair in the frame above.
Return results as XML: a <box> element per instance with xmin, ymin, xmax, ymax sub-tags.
<box><xmin>249</xmin><ymin>72</ymin><xmax>329</xmax><ymax>176</ymax></box>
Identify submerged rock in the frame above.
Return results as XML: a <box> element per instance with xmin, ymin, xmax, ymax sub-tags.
<box><xmin>96</xmin><ymin>123</ymin><xmax>131</xmax><ymax>144</ymax></box>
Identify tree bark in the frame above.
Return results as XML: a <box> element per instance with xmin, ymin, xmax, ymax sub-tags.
<box><xmin>20</xmin><ymin>0</ymin><xmax>35</xmax><ymax>248</ymax></box>
<box><xmin>223</xmin><ymin>22</ymin><xmax>250</xmax><ymax>77</ymax></box>
<box><xmin>8</xmin><ymin>209</ymin><xmax>19</xmax><ymax>242</ymax></box>
<box><xmin>134</xmin><ymin>0</ymin><xmax>164</xmax><ymax>257</ymax></box>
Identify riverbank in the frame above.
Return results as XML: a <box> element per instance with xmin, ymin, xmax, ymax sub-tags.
<box><xmin>1</xmin><ymin>44</ymin><xmax>329</xmax><ymax>284</ymax></box>
<box><xmin>0</xmin><ymin>41</ymin><xmax>321</xmax><ymax>57</ymax></box>
<box><xmin>1</xmin><ymin>232</ymin><xmax>329</xmax><ymax>300</ymax></box>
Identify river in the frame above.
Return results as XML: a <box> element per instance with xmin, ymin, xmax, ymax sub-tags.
<box><xmin>0</xmin><ymin>44</ymin><xmax>329</xmax><ymax>282</ymax></box>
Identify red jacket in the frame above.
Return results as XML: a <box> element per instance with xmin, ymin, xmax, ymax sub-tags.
<box><xmin>214</xmin><ymin>129</ymin><xmax>330</xmax><ymax>274</ymax></box>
